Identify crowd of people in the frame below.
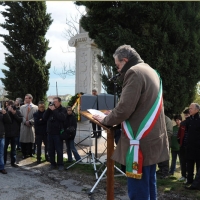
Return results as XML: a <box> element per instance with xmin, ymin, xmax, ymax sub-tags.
<box><xmin>0</xmin><ymin>94</ymin><xmax>81</xmax><ymax>174</ymax></box>
<box><xmin>156</xmin><ymin>104</ymin><xmax>200</xmax><ymax>191</ymax></box>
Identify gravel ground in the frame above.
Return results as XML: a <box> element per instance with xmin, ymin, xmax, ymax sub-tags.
<box><xmin>1</xmin><ymin>135</ymin><xmax>199</xmax><ymax>200</ymax></box>
<box><xmin>1</xmin><ymin>157</ymin><xmax>128</xmax><ymax>200</ymax></box>
<box><xmin>0</xmin><ymin>156</ymin><xmax>198</xmax><ymax>200</ymax></box>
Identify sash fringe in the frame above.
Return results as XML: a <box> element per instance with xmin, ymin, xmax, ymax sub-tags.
<box><xmin>126</xmin><ymin>172</ymin><xmax>142</xmax><ymax>179</ymax></box>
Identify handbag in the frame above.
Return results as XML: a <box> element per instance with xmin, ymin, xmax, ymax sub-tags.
<box><xmin>60</xmin><ymin>116</ymin><xmax>76</xmax><ymax>140</ymax></box>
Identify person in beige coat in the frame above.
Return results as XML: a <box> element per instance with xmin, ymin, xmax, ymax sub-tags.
<box><xmin>20</xmin><ymin>94</ymin><xmax>38</xmax><ymax>159</ymax></box>
<box><xmin>93</xmin><ymin>45</ymin><xmax>169</xmax><ymax>200</ymax></box>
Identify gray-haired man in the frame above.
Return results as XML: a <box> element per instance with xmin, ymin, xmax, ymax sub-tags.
<box><xmin>185</xmin><ymin>103</ymin><xmax>200</xmax><ymax>185</ymax></box>
<box><xmin>93</xmin><ymin>45</ymin><xmax>169</xmax><ymax>200</ymax></box>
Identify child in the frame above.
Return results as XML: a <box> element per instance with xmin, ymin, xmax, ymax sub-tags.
<box><xmin>169</xmin><ymin>114</ymin><xmax>182</xmax><ymax>175</ymax></box>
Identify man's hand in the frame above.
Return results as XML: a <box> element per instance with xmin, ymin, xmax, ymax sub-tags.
<box><xmin>1</xmin><ymin>108</ymin><xmax>6</xmax><ymax>114</ymax></box>
<box><xmin>103</xmin><ymin>110</ymin><xmax>112</xmax><ymax>115</ymax></box>
<box><xmin>8</xmin><ymin>106</ymin><xmax>16</xmax><ymax>115</ymax></box>
<box><xmin>92</xmin><ymin>114</ymin><xmax>106</xmax><ymax>123</ymax></box>
<box><xmin>25</xmin><ymin>121</ymin><xmax>31</xmax><ymax>127</ymax></box>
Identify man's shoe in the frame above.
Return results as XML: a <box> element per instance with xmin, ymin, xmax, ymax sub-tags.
<box><xmin>185</xmin><ymin>185</ymin><xmax>199</xmax><ymax>190</ymax></box>
<box><xmin>45</xmin><ymin>156</ymin><xmax>50</xmax><ymax>162</ymax></box>
<box><xmin>178</xmin><ymin>176</ymin><xmax>186</xmax><ymax>181</ymax></box>
<box><xmin>49</xmin><ymin>165</ymin><xmax>56</xmax><ymax>170</ymax></box>
<box><xmin>77</xmin><ymin>159</ymin><xmax>82</xmax><ymax>163</ymax></box>
<box><xmin>37</xmin><ymin>160</ymin><xmax>41</xmax><ymax>164</ymax></box>
<box><xmin>66</xmin><ymin>160</ymin><xmax>73</xmax><ymax>163</ymax></box>
<box><xmin>184</xmin><ymin>181</ymin><xmax>193</xmax><ymax>185</ymax></box>
<box><xmin>58</xmin><ymin>166</ymin><xmax>64</xmax><ymax>171</ymax></box>
<box><xmin>0</xmin><ymin>169</ymin><xmax>7</xmax><ymax>174</ymax></box>
<box><xmin>168</xmin><ymin>172</ymin><xmax>174</xmax><ymax>176</ymax></box>
<box><xmin>184</xmin><ymin>179</ymin><xmax>187</xmax><ymax>184</ymax></box>
<box><xmin>156</xmin><ymin>170</ymin><xmax>162</xmax><ymax>175</ymax></box>
<box><xmin>160</xmin><ymin>175</ymin><xmax>169</xmax><ymax>179</ymax></box>
<box><xmin>11</xmin><ymin>163</ymin><xmax>18</xmax><ymax>168</ymax></box>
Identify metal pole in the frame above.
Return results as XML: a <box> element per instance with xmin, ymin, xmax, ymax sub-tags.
<box><xmin>56</xmin><ymin>81</ymin><xmax>58</xmax><ymax>96</ymax></box>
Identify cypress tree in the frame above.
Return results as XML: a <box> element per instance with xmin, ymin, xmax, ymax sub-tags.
<box><xmin>0</xmin><ymin>1</ymin><xmax>53</xmax><ymax>104</ymax></box>
<box><xmin>76</xmin><ymin>1</ymin><xmax>200</xmax><ymax>117</ymax></box>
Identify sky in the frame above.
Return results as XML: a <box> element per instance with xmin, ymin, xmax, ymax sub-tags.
<box><xmin>0</xmin><ymin>1</ymin><xmax>86</xmax><ymax>97</ymax></box>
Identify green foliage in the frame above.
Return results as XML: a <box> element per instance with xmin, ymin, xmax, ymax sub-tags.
<box><xmin>194</xmin><ymin>82</ymin><xmax>200</xmax><ymax>104</ymax></box>
<box><xmin>76</xmin><ymin>2</ymin><xmax>200</xmax><ymax>117</ymax></box>
<box><xmin>67</xmin><ymin>92</ymin><xmax>84</xmax><ymax>107</ymax></box>
<box><xmin>194</xmin><ymin>94</ymin><xmax>200</xmax><ymax>105</ymax></box>
<box><xmin>0</xmin><ymin>1</ymin><xmax>53</xmax><ymax>104</ymax></box>
<box><xmin>68</xmin><ymin>92</ymin><xmax>84</xmax><ymax>121</ymax></box>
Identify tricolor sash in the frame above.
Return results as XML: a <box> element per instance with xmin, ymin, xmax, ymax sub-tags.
<box><xmin>122</xmin><ymin>72</ymin><xmax>163</xmax><ymax>179</ymax></box>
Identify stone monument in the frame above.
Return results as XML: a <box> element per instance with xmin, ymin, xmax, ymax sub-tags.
<box><xmin>68</xmin><ymin>23</ymin><xmax>102</xmax><ymax>146</ymax></box>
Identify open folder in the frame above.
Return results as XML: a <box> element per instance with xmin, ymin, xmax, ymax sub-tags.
<box><xmin>87</xmin><ymin>109</ymin><xmax>107</xmax><ymax>117</ymax></box>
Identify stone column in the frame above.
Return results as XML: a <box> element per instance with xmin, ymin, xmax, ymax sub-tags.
<box><xmin>68</xmin><ymin>31</ymin><xmax>102</xmax><ymax>146</ymax></box>
<box><xmin>68</xmin><ymin>32</ymin><xmax>101</xmax><ymax>94</ymax></box>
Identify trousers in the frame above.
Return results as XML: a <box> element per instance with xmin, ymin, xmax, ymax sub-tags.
<box><xmin>127</xmin><ymin>164</ymin><xmax>157</xmax><ymax>200</ymax></box>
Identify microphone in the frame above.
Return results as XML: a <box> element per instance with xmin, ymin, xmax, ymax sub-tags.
<box><xmin>108</xmin><ymin>74</ymin><xmax>120</xmax><ymax>81</ymax></box>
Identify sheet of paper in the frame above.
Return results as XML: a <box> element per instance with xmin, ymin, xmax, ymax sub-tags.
<box><xmin>87</xmin><ymin>109</ymin><xmax>106</xmax><ymax>117</ymax></box>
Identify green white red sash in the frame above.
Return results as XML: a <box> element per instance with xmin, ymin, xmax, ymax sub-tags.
<box><xmin>122</xmin><ymin>72</ymin><xmax>163</xmax><ymax>179</ymax></box>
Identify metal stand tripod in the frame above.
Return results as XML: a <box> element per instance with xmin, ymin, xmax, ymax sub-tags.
<box><xmin>65</xmin><ymin>128</ymin><xmax>103</xmax><ymax>180</ymax></box>
<box><xmin>89</xmin><ymin>161</ymin><xmax>126</xmax><ymax>195</ymax></box>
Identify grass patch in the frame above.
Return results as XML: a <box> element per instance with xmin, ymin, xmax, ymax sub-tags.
<box><xmin>157</xmin><ymin>159</ymin><xmax>200</xmax><ymax>199</ymax></box>
<box><xmin>114</xmin><ymin>176</ymin><xmax>127</xmax><ymax>186</ymax></box>
<box><xmin>65</xmin><ymin>161</ymin><xmax>98</xmax><ymax>175</ymax></box>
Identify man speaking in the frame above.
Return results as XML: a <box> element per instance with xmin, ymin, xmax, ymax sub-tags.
<box><xmin>93</xmin><ymin>45</ymin><xmax>169</xmax><ymax>200</ymax></box>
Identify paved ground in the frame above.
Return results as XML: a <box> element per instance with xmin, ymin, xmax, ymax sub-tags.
<box><xmin>0</xmin><ymin>132</ymin><xmax>129</xmax><ymax>200</ymax></box>
<box><xmin>1</xmin><ymin>163</ymin><xmax>90</xmax><ymax>200</ymax></box>
<box><xmin>1</xmin><ymin>131</ymin><xmax>193</xmax><ymax>200</ymax></box>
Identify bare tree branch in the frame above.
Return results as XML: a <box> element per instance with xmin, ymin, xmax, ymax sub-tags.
<box><xmin>55</xmin><ymin>6</ymin><xmax>86</xmax><ymax>79</ymax></box>
<box><xmin>60</xmin><ymin>45</ymin><xmax>75</xmax><ymax>54</ymax></box>
<box><xmin>64</xmin><ymin>5</ymin><xmax>86</xmax><ymax>40</ymax></box>
<box><xmin>54</xmin><ymin>63</ymin><xmax>75</xmax><ymax>79</ymax></box>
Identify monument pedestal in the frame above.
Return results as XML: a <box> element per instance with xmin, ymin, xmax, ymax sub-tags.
<box><xmin>74</xmin><ymin>120</ymin><xmax>95</xmax><ymax>146</ymax></box>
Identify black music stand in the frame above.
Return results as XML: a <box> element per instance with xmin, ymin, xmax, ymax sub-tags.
<box><xmin>88</xmin><ymin>77</ymin><xmax>126</xmax><ymax>196</ymax></box>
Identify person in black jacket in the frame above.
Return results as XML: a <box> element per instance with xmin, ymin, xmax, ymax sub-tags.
<box><xmin>33</xmin><ymin>101</ymin><xmax>48</xmax><ymax>164</ymax></box>
<box><xmin>0</xmin><ymin>107</ymin><xmax>11</xmax><ymax>174</ymax></box>
<box><xmin>185</xmin><ymin>103</ymin><xmax>200</xmax><ymax>185</ymax></box>
<box><xmin>15</xmin><ymin>97</ymin><xmax>23</xmax><ymax>151</ymax></box>
<box><xmin>43</xmin><ymin>97</ymin><xmax>66</xmax><ymax>170</ymax></box>
<box><xmin>4</xmin><ymin>100</ymin><xmax>23</xmax><ymax>167</ymax></box>
<box><xmin>65</xmin><ymin>106</ymin><xmax>81</xmax><ymax>163</ymax></box>
<box><xmin>91</xmin><ymin>89</ymin><xmax>102</xmax><ymax>138</ymax></box>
